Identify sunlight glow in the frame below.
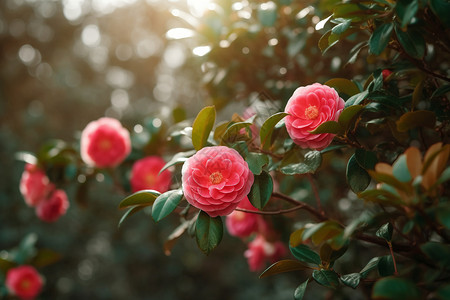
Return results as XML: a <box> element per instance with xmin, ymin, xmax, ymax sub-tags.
<box><xmin>187</xmin><ymin>0</ymin><xmax>212</xmax><ymax>17</ymax></box>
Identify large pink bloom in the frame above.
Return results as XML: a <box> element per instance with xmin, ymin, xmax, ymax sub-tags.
<box><xmin>284</xmin><ymin>83</ymin><xmax>345</xmax><ymax>150</ymax></box>
<box><xmin>80</xmin><ymin>117</ymin><xmax>131</xmax><ymax>168</ymax></box>
<box><xmin>35</xmin><ymin>189</ymin><xmax>69</xmax><ymax>222</ymax></box>
<box><xmin>226</xmin><ymin>197</ymin><xmax>261</xmax><ymax>238</ymax></box>
<box><xmin>19</xmin><ymin>164</ymin><xmax>53</xmax><ymax>207</ymax></box>
<box><xmin>130</xmin><ymin>156</ymin><xmax>172</xmax><ymax>193</ymax></box>
<box><xmin>244</xmin><ymin>235</ymin><xmax>287</xmax><ymax>272</ymax></box>
<box><xmin>181</xmin><ymin>146</ymin><xmax>254</xmax><ymax>217</ymax></box>
<box><xmin>6</xmin><ymin>265</ymin><xmax>43</xmax><ymax>300</ymax></box>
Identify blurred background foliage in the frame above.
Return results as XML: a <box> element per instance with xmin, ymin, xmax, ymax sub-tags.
<box><xmin>1</xmin><ymin>0</ymin><xmax>448</xmax><ymax>299</ymax></box>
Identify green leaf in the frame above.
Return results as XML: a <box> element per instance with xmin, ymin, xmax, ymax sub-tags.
<box><xmin>259</xmin><ymin>260</ymin><xmax>311</xmax><ymax>278</ymax></box>
<box><xmin>195</xmin><ymin>211</ymin><xmax>223</xmax><ymax>255</ymax></box>
<box><xmin>319</xmin><ymin>30</ymin><xmax>332</xmax><ymax>53</ymax></box>
<box><xmin>192</xmin><ymin>106</ymin><xmax>216</xmax><ymax>151</ymax></box>
<box><xmin>248</xmin><ymin>171</ymin><xmax>273</xmax><ymax>210</ymax></box>
<box><xmin>396</xmin><ymin>110</ymin><xmax>436</xmax><ymax>132</ymax></box>
<box><xmin>221</xmin><ymin>121</ymin><xmax>253</xmax><ymax>142</ymax></box>
<box><xmin>118</xmin><ymin>190</ymin><xmax>161</xmax><ymax>209</ymax></box>
<box><xmin>332</xmin><ymin>19</ymin><xmax>352</xmax><ymax>35</ymax></box>
<box><xmin>436</xmin><ymin>284</ymin><xmax>450</xmax><ymax>300</ymax></box>
<box><xmin>312</xmin><ymin>269</ymin><xmax>339</xmax><ymax>289</ymax></box>
<box><xmin>12</xmin><ymin>233</ymin><xmax>38</xmax><ymax>265</ymax></box>
<box><xmin>431</xmin><ymin>84</ymin><xmax>450</xmax><ymax>99</ymax></box>
<box><xmin>430</xmin><ymin>0</ymin><xmax>450</xmax><ymax>27</ymax></box>
<box><xmin>369</xmin><ymin>23</ymin><xmax>394</xmax><ymax>55</ymax></box>
<box><xmin>289</xmin><ymin>244</ymin><xmax>321</xmax><ymax>265</ymax></box>
<box><xmin>245</xmin><ymin>152</ymin><xmax>269</xmax><ymax>175</ymax></box>
<box><xmin>294</xmin><ymin>279</ymin><xmax>309</xmax><ymax>300</ymax></box>
<box><xmin>30</xmin><ymin>249</ymin><xmax>61</xmax><ymax>268</ymax></box>
<box><xmin>260</xmin><ymin>112</ymin><xmax>288</xmax><ymax>149</ymax></box>
<box><xmin>309</xmin><ymin>121</ymin><xmax>343</xmax><ymax>134</ymax></box>
<box><xmin>346</xmin><ymin>154</ymin><xmax>371</xmax><ymax>193</ymax></box>
<box><xmin>396</xmin><ymin>0</ymin><xmax>418</xmax><ymax>28</ymax></box>
<box><xmin>355</xmin><ymin>149</ymin><xmax>378</xmax><ymax>170</ymax></box>
<box><xmin>160</xmin><ymin>150</ymin><xmax>196</xmax><ymax>174</ymax></box>
<box><xmin>324</xmin><ymin>78</ymin><xmax>360</xmax><ymax>97</ymax></box>
<box><xmin>360</xmin><ymin>257</ymin><xmax>381</xmax><ymax>278</ymax></box>
<box><xmin>152</xmin><ymin>190</ymin><xmax>184</xmax><ymax>222</ymax></box>
<box><xmin>280</xmin><ymin>151</ymin><xmax>322</xmax><ymax>175</ymax></box>
<box><xmin>341</xmin><ymin>273</ymin><xmax>361</xmax><ymax>289</ymax></box>
<box><xmin>378</xmin><ymin>255</ymin><xmax>395</xmax><ymax>276</ymax></box>
<box><xmin>420</xmin><ymin>242</ymin><xmax>450</xmax><ymax>270</ymax></box>
<box><xmin>376</xmin><ymin>223</ymin><xmax>393</xmax><ymax>241</ymax></box>
<box><xmin>345</xmin><ymin>90</ymin><xmax>369</xmax><ymax>108</ymax></box>
<box><xmin>118</xmin><ymin>206</ymin><xmax>145</xmax><ymax>228</ymax></box>
<box><xmin>392</xmin><ymin>154</ymin><xmax>412</xmax><ymax>182</ymax></box>
<box><xmin>436</xmin><ymin>202</ymin><xmax>450</xmax><ymax>229</ymax></box>
<box><xmin>372</xmin><ymin>277</ymin><xmax>421</xmax><ymax>300</ymax></box>
<box><xmin>395</xmin><ymin>26</ymin><xmax>425</xmax><ymax>59</ymax></box>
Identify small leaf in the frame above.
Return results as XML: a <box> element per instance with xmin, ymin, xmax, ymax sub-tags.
<box><xmin>294</xmin><ymin>279</ymin><xmax>309</xmax><ymax>300</ymax></box>
<box><xmin>355</xmin><ymin>149</ymin><xmax>378</xmax><ymax>170</ymax></box>
<box><xmin>431</xmin><ymin>84</ymin><xmax>450</xmax><ymax>99</ymax></box>
<box><xmin>338</xmin><ymin>105</ymin><xmax>364</xmax><ymax>130</ymax></box>
<box><xmin>360</xmin><ymin>257</ymin><xmax>381</xmax><ymax>278</ymax></box>
<box><xmin>289</xmin><ymin>244</ymin><xmax>321</xmax><ymax>265</ymax></box>
<box><xmin>332</xmin><ymin>19</ymin><xmax>352</xmax><ymax>35</ymax></box>
<box><xmin>248</xmin><ymin>171</ymin><xmax>273</xmax><ymax>210</ymax></box>
<box><xmin>369</xmin><ymin>23</ymin><xmax>394</xmax><ymax>55</ymax></box>
<box><xmin>319</xmin><ymin>30</ymin><xmax>332</xmax><ymax>52</ymax></box>
<box><xmin>118</xmin><ymin>206</ymin><xmax>145</xmax><ymax>228</ymax></box>
<box><xmin>436</xmin><ymin>202</ymin><xmax>450</xmax><ymax>230</ymax></box>
<box><xmin>376</xmin><ymin>223</ymin><xmax>393</xmax><ymax>241</ymax></box>
<box><xmin>378</xmin><ymin>255</ymin><xmax>395</xmax><ymax>276</ymax></box>
<box><xmin>152</xmin><ymin>190</ymin><xmax>184</xmax><ymax>222</ymax></box>
<box><xmin>345</xmin><ymin>90</ymin><xmax>369</xmax><ymax>108</ymax></box>
<box><xmin>395</xmin><ymin>26</ymin><xmax>425</xmax><ymax>59</ymax></box>
<box><xmin>312</xmin><ymin>269</ymin><xmax>340</xmax><ymax>289</ymax></box>
<box><xmin>392</xmin><ymin>154</ymin><xmax>412</xmax><ymax>182</ymax></box>
<box><xmin>430</xmin><ymin>0</ymin><xmax>450</xmax><ymax>27</ymax></box>
<box><xmin>259</xmin><ymin>260</ymin><xmax>311</xmax><ymax>279</ymax></box>
<box><xmin>260</xmin><ymin>112</ymin><xmax>288</xmax><ymax>149</ymax></box>
<box><xmin>346</xmin><ymin>154</ymin><xmax>371</xmax><ymax>193</ymax></box>
<box><xmin>396</xmin><ymin>110</ymin><xmax>436</xmax><ymax>132</ymax></box>
<box><xmin>280</xmin><ymin>151</ymin><xmax>322</xmax><ymax>175</ymax></box>
<box><xmin>309</xmin><ymin>121</ymin><xmax>343</xmax><ymax>134</ymax></box>
<box><xmin>245</xmin><ymin>153</ymin><xmax>269</xmax><ymax>175</ymax></box>
<box><xmin>289</xmin><ymin>228</ymin><xmax>305</xmax><ymax>248</ymax></box>
<box><xmin>372</xmin><ymin>277</ymin><xmax>420</xmax><ymax>300</ymax></box>
<box><xmin>436</xmin><ymin>284</ymin><xmax>450</xmax><ymax>300</ymax></box>
<box><xmin>341</xmin><ymin>273</ymin><xmax>361</xmax><ymax>289</ymax></box>
<box><xmin>324</xmin><ymin>78</ymin><xmax>360</xmax><ymax>97</ymax></box>
<box><xmin>192</xmin><ymin>106</ymin><xmax>216</xmax><ymax>151</ymax></box>
<box><xmin>160</xmin><ymin>150</ymin><xmax>196</xmax><ymax>174</ymax></box>
<box><xmin>221</xmin><ymin>121</ymin><xmax>253</xmax><ymax>142</ymax></box>
<box><xmin>195</xmin><ymin>211</ymin><xmax>223</xmax><ymax>255</ymax></box>
<box><xmin>119</xmin><ymin>190</ymin><xmax>161</xmax><ymax>209</ymax></box>
<box><xmin>396</xmin><ymin>0</ymin><xmax>419</xmax><ymax>28</ymax></box>
<box><xmin>420</xmin><ymin>242</ymin><xmax>450</xmax><ymax>270</ymax></box>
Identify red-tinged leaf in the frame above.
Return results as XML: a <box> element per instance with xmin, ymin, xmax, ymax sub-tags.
<box><xmin>259</xmin><ymin>260</ymin><xmax>311</xmax><ymax>278</ymax></box>
<box><xmin>324</xmin><ymin>78</ymin><xmax>360</xmax><ymax>96</ymax></box>
<box><xmin>396</xmin><ymin>110</ymin><xmax>436</xmax><ymax>132</ymax></box>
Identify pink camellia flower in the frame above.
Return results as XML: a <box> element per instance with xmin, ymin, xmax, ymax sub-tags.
<box><xmin>5</xmin><ymin>265</ymin><xmax>44</xmax><ymax>300</ymax></box>
<box><xmin>284</xmin><ymin>83</ymin><xmax>345</xmax><ymax>150</ymax></box>
<box><xmin>130</xmin><ymin>156</ymin><xmax>172</xmax><ymax>193</ymax></box>
<box><xmin>35</xmin><ymin>189</ymin><xmax>69</xmax><ymax>222</ymax></box>
<box><xmin>244</xmin><ymin>235</ymin><xmax>287</xmax><ymax>272</ymax></box>
<box><xmin>80</xmin><ymin>117</ymin><xmax>131</xmax><ymax>168</ymax></box>
<box><xmin>181</xmin><ymin>146</ymin><xmax>254</xmax><ymax>217</ymax></box>
<box><xmin>19</xmin><ymin>164</ymin><xmax>53</xmax><ymax>207</ymax></box>
<box><xmin>226</xmin><ymin>197</ymin><xmax>261</xmax><ymax>238</ymax></box>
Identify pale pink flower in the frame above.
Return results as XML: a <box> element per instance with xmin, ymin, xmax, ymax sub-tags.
<box><xmin>80</xmin><ymin>117</ymin><xmax>131</xmax><ymax>168</ymax></box>
<box><xmin>284</xmin><ymin>83</ymin><xmax>345</xmax><ymax>150</ymax></box>
<box><xmin>35</xmin><ymin>189</ymin><xmax>69</xmax><ymax>222</ymax></box>
<box><xmin>130</xmin><ymin>156</ymin><xmax>172</xmax><ymax>193</ymax></box>
<box><xmin>226</xmin><ymin>197</ymin><xmax>260</xmax><ymax>238</ymax></box>
<box><xmin>6</xmin><ymin>265</ymin><xmax>43</xmax><ymax>300</ymax></box>
<box><xmin>181</xmin><ymin>146</ymin><xmax>254</xmax><ymax>217</ymax></box>
<box><xmin>19</xmin><ymin>164</ymin><xmax>53</xmax><ymax>207</ymax></box>
<box><xmin>244</xmin><ymin>235</ymin><xmax>287</xmax><ymax>272</ymax></box>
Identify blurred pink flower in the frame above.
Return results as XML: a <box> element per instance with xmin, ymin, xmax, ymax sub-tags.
<box><xmin>181</xmin><ymin>146</ymin><xmax>254</xmax><ymax>217</ymax></box>
<box><xmin>284</xmin><ymin>83</ymin><xmax>345</xmax><ymax>150</ymax></box>
<box><xmin>80</xmin><ymin>117</ymin><xmax>131</xmax><ymax>168</ymax></box>
<box><xmin>226</xmin><ymin>197</ymin><xmax>261</xmax><ymax>238</ymax></box>
<box><xmin>244</xmin><ymin>235</ymin><xmax>287</xmax><ymax>272</ymax></box>
<box><xmin>6</xmin><ymin>265</ymin><xmax>43</xmax><ymax>300</ymax></box>
<box><xmin>19</xmin><ymin>164</ymin><xmax>53</xmax><ymax>207</ymax></box>
<box><xmin>130</xmin><ymin>156</ymin><xmax>172</xmax><ymax>193</ymax></box>
<box><xmin>382</xmin><ymin>69</ymin><xmax>393</xmax><ymax>80</ymax></box>
<box><xmin>35</xmin><ymin>189</ymin><xmax>69</xmax><ymax>222</ymax></box>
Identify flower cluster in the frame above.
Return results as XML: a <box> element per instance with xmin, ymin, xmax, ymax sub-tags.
<box><xmin>20</xmin><ymin>164</ymin><xmax>69</xmax><ymax>222</ymax></box>
<box><xmin>226</xmin><ymin>198</ymin><xmax>286</xmax><ymax>271</ymax></box>
<box><xmin>181</xmin><ymin>146</ymin><xmax>254</xmax><ymax>217</ymax></box>
<box><xmin>5</xmin><ymin>265</ymin><xmax>44</xmax><ymax>300</ymax></box>
<box><xmin>284</xmin><ymin>83</ymin><xmax>345</xmax><ymax>150</ymax></box>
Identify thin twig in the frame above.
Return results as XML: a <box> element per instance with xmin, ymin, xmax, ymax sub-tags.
<box><xmin>235</xmin><ymin>205</ymin><xmax>306</xmax><ymax>215</ymax></box>
<box><xmin>272</xmin><ymin>192</ymin><xmax>327</xmax><ymax>221</ymax></box>
<box><xmin>388</xmin><ymin>241</ymin><xmax>399</xmax><ymax>275</ymax></box>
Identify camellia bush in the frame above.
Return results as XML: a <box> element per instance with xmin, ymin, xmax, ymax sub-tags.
<box><xmin>2</xmin><ymin>0</ymin><xmax>450</xmax><ymax>299</ymax></box>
